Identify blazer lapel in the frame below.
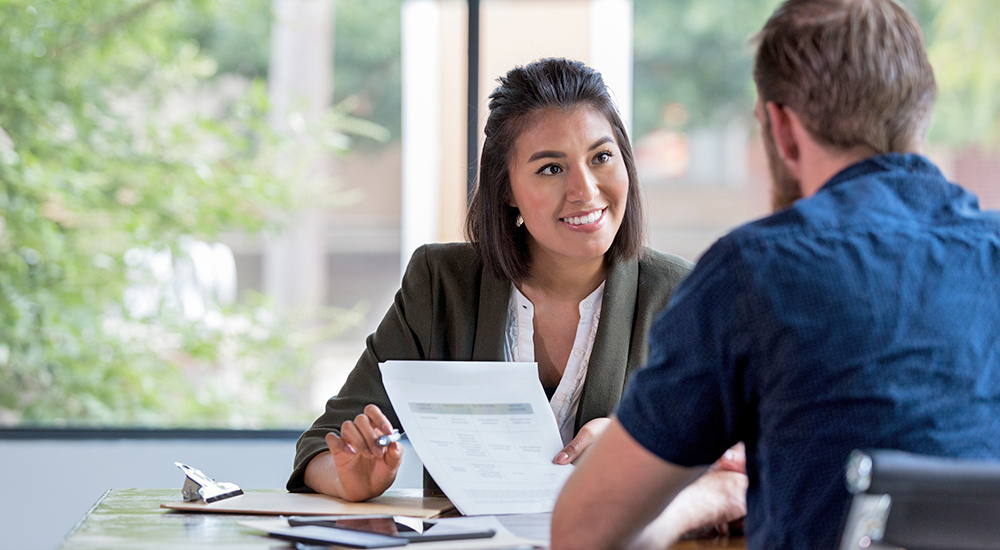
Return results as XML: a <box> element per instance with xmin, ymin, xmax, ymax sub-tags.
<box><xmin>472</xmin><ymin>267</ymin><xmax>509</xmax><ymax>361</ymax></box>
<box><xmin>577</xmin><ymin>258</ymin><xmax>639</xmax><ymax>427</ymax></box>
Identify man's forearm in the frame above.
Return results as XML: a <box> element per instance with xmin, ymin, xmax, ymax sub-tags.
<box><xmin>551</xmin><ymin>419</ymin><xmax>703</xmax><ymax>550</ymax></box>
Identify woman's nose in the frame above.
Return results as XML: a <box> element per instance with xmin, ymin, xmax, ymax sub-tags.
<box><xmin>565</xmin><ymin>167</ymin><xmax>600</xmax><ymax>202</ymax></box>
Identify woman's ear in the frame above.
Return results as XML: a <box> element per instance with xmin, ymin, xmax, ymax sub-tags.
<box><xmin>506</xmin><ymin>188</ymin><xmax>518</xmax><ymax>209</ymax></box>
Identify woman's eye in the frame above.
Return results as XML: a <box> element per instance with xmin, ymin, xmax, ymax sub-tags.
<box><xmin>593</xmin><ymin>151</ymin><xmax>613</xmax><ymax>164</ymax></box>
<box><xmin>537</xmin><ymin>164</ymin><xmax>563</xmax><ymax>175</ymax></box>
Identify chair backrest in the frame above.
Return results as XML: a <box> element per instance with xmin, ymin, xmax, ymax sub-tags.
<box><xmin>839</xmin><ymin>449</ymin><xmax>1000</xmax><ymax>550</ymax></box>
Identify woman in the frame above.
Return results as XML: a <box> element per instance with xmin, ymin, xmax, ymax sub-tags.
<box><xmin>288</xmin><ymin>59</ymin><xmax>744</xmax><ymax>537</ymax></box>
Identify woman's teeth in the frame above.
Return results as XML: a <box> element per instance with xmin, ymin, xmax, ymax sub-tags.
<box><xmin>563</xmin><ymin>209</ymin><xmax>603</xmax><ymax>226</ymax></box>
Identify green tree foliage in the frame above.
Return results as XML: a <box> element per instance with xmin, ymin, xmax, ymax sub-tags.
<box><xmin>632</xmin><ymin>0</ymin><xmax>1000</xmax><ymax>150</ymax></box>
<box><xmin>333</xmin><ymin>0</ymin><xmax>403</xmax><ymax>145</ymax></box>
<box><xmin>632</xmin><ymin>0</ymin><xmax>781</xmax><ymax>137</ymax></box>
<box><xmin>182</xmin><ymin>0</ymin><xmax>1000</xmax><ymax>150</ymax></box>
<box><xmin>185</xmin><ymin>0</ymin><xmax>272</xmax><ymax>79</ymax></box>
<box><xmin>182</xmin><ymin>0</ymin><xmax>403</xmax><ymax>146</ymax></box>
<box><xmin>922</xmin><ymin>0</ymin><xmax>1000</xmax><ymax>147</ymax></box>
<box><xmin>0</xmin><ymin>0</ymin><xmax>350</xmax><ymax>427</ymax></box>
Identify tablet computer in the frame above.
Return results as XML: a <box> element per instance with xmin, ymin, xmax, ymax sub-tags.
<box><xmin>287</xmin><ymin>515</ymin><xmax>497</xmax><ymax>543</ymax></box>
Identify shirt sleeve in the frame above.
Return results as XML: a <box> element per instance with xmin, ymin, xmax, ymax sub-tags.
<box><xmin>286</xmin><ymin>245</ymin><xmax>435</xmax><ymax>492</ymax></box>
<box><xmin>616</xmin><ymin>238</ymin><xmax>752</xmax><ymax>467</ymax></box>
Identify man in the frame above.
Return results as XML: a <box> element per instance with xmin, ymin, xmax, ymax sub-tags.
<box><xmin>551</xmin><ymin>0</ymin><xmax>1000</xmax><ymax>549</ymax></box>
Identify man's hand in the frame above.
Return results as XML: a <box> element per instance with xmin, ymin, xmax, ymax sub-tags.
<box><xmin>551</xmin><ymin>419</ymin><xmax>705</xmax><ymax>550</ymax></box>
<box><xmin>662</xmin><ymin>465</ymin><xmax>748</xmax><ymax>539</ymax></box>
<box><xmin>713</xmin><ymin>442</ymin><xmax>746</xmax><ymax>474</ymax></box>
<box><xmin>626</xmin><ymin>443</ymin><xmax>747</xmax><ymax>548</ymax></box>
<box><xmin>685</xmin><ymin>441</ymin><xmax>748</xmax><ymax>536</ymax></box>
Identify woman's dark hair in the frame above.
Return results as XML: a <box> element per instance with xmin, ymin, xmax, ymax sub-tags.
<box><xmin>465</xmin><ymin>57</ymin><xmax>645</xmax><ymax>282</ymax></box>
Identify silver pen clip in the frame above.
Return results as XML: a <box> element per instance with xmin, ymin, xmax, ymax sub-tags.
<box><xmin>377</xmin><ymin>428</ymin><xmax>404</xmax><ymax>447</ymax></box>
<box><xmin>175</xmin><ymin>462</ymin><xmax>244</xmax><ymax>503</ymax></box>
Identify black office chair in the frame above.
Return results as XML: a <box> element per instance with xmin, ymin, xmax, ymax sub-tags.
<box><xmin>839</xmin><ymin>449</ymin><xmax>1000</xmax><ymax>550</ymax></box>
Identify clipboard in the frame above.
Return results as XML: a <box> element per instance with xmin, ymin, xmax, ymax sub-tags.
<box><xmin>161</xmin><ymin>489</ymin><xmax>455</xmax><ymax>519</ymax></box>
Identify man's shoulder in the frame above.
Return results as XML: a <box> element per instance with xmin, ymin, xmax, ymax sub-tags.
<box><xmin>722</xmin><ymin>152</ymin><xmax>998</xmax><ymax>252</ymax></box>
<box><xmin>709</xmin><ymin>184</ymin><xmax>872</xmax><ymax>255</ymax></box>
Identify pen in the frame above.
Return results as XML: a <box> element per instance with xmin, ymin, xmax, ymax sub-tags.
<box><xmin>376</xmin><ymin>429</ymin><xmax>403</xmax><ymax>447</ymax></box>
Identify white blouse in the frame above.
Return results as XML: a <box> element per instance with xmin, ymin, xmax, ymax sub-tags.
<box><xmin>503</xmin><ymin>282</ymin><xmax>605</xmax><ymax>445</ymax></box>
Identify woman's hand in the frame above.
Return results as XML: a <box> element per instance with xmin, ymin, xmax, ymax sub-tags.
<box><xmin>553</xmin><ymin>417</ymin><xmax>611</xmax><ymax>465</ymax></box>
<box><xmin>305</xmin><ymin>404</ymin><xmax>403</xmax><ymax>502</ymax></box>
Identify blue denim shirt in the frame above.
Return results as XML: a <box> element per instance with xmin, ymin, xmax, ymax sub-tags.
<box><xmin>618</xmin><ymin>154</ymin><xmax>1000</xmax><ymax>550</ymax></box>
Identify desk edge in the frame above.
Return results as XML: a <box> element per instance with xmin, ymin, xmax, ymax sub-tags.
<box><xmin>60</xmin><ymin>488</ymin><xmax>111</xmax><ymax>547</ymax></box>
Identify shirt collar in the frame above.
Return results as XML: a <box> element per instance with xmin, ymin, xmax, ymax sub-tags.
<box><xmin>820</xmin><ymin>153</ymin><xmax>944</xmax><ymax>193</ymax></box>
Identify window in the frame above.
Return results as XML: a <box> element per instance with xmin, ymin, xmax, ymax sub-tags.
<box><xmin>3</xmin><ymin>0</ymin><xmax>998</xmax><ymax>429</ymax></box>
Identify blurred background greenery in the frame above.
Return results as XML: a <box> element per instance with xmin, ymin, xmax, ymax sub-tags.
<box><xmin>1</xmin><ymin>0</ymin><xmax>997</xmax><ymax>428</ymax></box>
<box><xmin>0</xmin><ymin>0</ymin><xmax>375</xmax><ymax>427</ymax></box>
<box><xmin>632</xmin><ymin>0</ymin><xmax>1000</xmax><ymax>147</ymax></box>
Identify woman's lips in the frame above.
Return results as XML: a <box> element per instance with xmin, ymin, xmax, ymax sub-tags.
<box><xmin>561</xmin><ymin>207</ymin><xmax>606</xmax><ymax>227</ymax></box>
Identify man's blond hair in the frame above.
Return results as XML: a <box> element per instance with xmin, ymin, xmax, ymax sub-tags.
<box><xmin>753</xmin><ymin>0</ymin><xmax>937</xmax><ymax>153</ymax></box>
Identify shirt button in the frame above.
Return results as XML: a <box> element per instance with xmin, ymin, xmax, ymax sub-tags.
<box><xmin>573</xmin><ymin>349</ymin><xmax>584</xmax><ymax>358</ymax></box>
<box><xmin>583</xmin><ymin>302</ymin><xmax>592</xmax><ymax>310</ymax></box>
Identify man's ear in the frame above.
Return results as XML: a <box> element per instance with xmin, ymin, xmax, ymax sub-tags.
<box><xmin>765</xmin><ymin>101</ymin><xmax>803</xmax><ymax>173</ymax></box>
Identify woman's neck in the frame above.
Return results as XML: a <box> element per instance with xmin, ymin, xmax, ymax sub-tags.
<box><xmin>520</xmin><ymin>240</ymin><xmax>607</xmax><ymax>302</ymax></box>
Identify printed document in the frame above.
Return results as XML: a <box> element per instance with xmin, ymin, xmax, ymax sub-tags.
<box><xmin>379</xmin><ymin>361</ymin><xmax>574</xmax><ymax>516</ymax></box>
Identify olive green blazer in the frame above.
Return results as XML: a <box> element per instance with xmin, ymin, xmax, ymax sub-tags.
<box><xmin>287</xmin><ymin>242</ymin><xmax>692</xmax><ymax>492</ymax></box>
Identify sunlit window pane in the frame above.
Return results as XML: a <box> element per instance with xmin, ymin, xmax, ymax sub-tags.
<box><xmin>2</xmin><ymin>0</ymin><xmax>997</xmax><ymax>429</ymax></box>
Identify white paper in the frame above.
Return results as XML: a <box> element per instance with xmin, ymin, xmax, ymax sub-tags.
<box><xmin>495</xmin><ymin>512</ymin><xmax>552</xmax><ymax>542</ymax></box>
<box><xmin>379</xmin><ymin>361</ymin><xmax>574</xmax><ymax>516</ymax></box>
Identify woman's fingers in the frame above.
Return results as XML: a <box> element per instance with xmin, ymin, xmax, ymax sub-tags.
<box><xmin>321</xmin><ymin>405</ymin><xmax>404</xmax><ymax>502</ymax></box>
<box><xmin>356</xmin><ymin>413</ymin><xmax>385</xmax><ymax>458</ymax></box>
<box><xmin>553</xmin><ymin>417</ymin><xmax>611</xmax><ymax>464</ymax></box>
<box><xmin>364</xmin><ymin>404</ymin><xmax>394</xmax><ymax>436</ymax></box>
<box><xmin>324</xmin><ymin>430</ymin><xmax>404</xmax><ymax>502</ymax></box>
<box><xmin>383</xmin><ymin>440</ymin><xmax>404</xmax><ymax>470</ymax></box>
<box><xmin>339</xmin><ymin>405</ymin><xmax>399</xmax><ymax>460</ymax></box>
<box><xmin>341</xmin><ymin>417</ymin><xmax>378</xmax><ymax>458</ymax></box>
<box><xmin>354</xmin><ymin>405</ymin><xmax>395</xmax><ymax>458</ymax></box>
<box><xmin>326</xmin><ymin>431</ymin><xmax>356</xmax><ymax>457</ymax></box>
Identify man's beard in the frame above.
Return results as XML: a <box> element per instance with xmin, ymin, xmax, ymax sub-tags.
<box><xmin>762</xmin><ymin>113</ymin><xmax>803</xmax><ymax>212</ymax></box>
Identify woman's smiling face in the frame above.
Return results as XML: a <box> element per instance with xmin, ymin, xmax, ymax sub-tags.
<box><xmin>507</xmin><ymin>105</ymin><xmax>629</xmax><ymax>268</ymax></box>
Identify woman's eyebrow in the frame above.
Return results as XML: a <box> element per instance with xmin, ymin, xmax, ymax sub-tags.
<box><xmin>527</xmin><ymin>150</ymin><xmax>565</xmax><ymax>162</ymax></box>
<box><xmin>589</xmin><ymin>136</ymin><xmax>614</xmax><ymax>150</ymax></box>
<box><xmin>526</xmin><ymin>136</ymin><xmax>615</xmax><ymax>163</ymax></box>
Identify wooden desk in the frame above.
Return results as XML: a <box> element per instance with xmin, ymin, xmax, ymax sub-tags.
<box><xmin>59</xmin><ymin>489</ymin><xmax>747</xmax><ymax>549</ymax></box>
<box><xmin>60</xmin><ymin>489</ymin><xmax>280</xmax><ymax>550</ymax></box>
<box><xmin>670</xmin><ymin>538</ymin><xmax>747</xmax><ymax>549</ymax></box>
